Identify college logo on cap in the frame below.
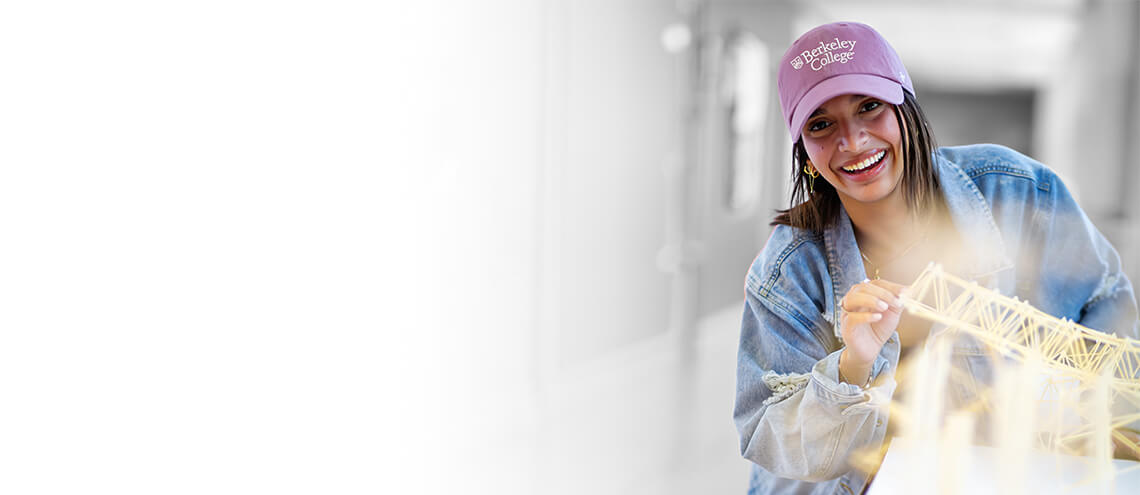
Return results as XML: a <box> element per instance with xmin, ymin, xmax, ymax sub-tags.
<box><xmin>778</xmin><ymin>22</ymin><xmax>913</xmax><ymax>140</ymax></box>
<box><xmin>790</xmin><ymin>37</ymin><xmax>857</xmax><ymax>71</ymax></box>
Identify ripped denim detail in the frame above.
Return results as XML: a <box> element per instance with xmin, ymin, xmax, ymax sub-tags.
<box><xmin>761</xmin><ymin>370</ymin><xmax>811</xmax><ymax>406</ymax></box>
<box><xmin>1087</xmin><ymin>272</ymin><xmax>1120</xmax><ymax>307</ymax></box>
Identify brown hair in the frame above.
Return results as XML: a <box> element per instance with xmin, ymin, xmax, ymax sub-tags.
<box><xmin>771</xmin><ymin>91</ymin><xmax>940</xmax><ymax>231</ymax></box>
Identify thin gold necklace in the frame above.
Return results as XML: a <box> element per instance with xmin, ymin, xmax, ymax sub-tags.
<box><xmin>859</xmin><ymin>232</ymin><xmax>927</xmax><ymax>280</ymax></box>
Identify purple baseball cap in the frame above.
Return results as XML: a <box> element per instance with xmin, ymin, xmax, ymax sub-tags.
<box><xmin>778</xmin><ymin>22</ymin><xmax>914</xmax><ymax>142</ymax></box>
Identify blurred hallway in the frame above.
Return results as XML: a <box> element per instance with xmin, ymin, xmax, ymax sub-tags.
<box><xmin>384</xmin><ymin>0</ymin><xmax>1140</xmax><ymax>493</ymax></box>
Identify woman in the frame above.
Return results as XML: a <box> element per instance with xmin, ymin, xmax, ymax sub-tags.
<box><xmin>733</xmin><ymin>21</ymin><xmax>1139</xmax><ymax>494</ymax></box>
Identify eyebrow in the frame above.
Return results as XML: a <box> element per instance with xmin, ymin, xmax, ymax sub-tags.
<box><xmin>808</xmin><ymin>94</ymin><xmax>870</xmax><ymax>118</ymax></box>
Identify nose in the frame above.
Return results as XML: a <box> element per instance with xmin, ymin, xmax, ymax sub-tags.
<box><xmin>837</xmin><ymin>120</ymin><xmax>867</xmax><ymax>152</ymax></box>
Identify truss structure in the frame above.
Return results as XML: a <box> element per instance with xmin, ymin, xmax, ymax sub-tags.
<box><xmin>893</xmin><ymin>263</ymin><xmax>1140</xmax><ymax>482</ymax></box>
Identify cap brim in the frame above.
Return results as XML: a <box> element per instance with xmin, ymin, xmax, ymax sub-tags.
<box><xmin>788</xmin><ymin>74</ymin><xmax>904</xmax><ymax>142</ymax></box>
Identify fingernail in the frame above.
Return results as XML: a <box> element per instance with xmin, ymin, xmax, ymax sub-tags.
<box><xmin>871</xmin><ymin>313</ymin><xmax>882</xmax><ymax>321</ymax></box>
<box><xmin>876</xmin><ymin>301</ymin><xmax>887</xmax><ymax>311</ymax></box>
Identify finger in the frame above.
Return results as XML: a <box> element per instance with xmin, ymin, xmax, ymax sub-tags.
<box><xmin>841</xmin><ymin>292</ymin><xmax>889</xmax><ymax>312</ymax></box>
<box><xmin>842</xmin><ymin>311</ymin><xmax>883</xmax><ymax>326</ymax></box>
<box><xmin>850</xmin><ymin>283</ymin><xmax>904</xmax><ymax>310</ymax></box>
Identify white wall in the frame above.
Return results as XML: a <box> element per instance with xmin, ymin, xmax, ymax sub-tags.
<box><xmin>384</xmin><ymin>3</ymin><xmax>546</xmax><ymax>493</ymax></box>
<box><xmin>1</xmin><ymin>1</ymin><xmax>548</xmax><ymax>493</ymax></box>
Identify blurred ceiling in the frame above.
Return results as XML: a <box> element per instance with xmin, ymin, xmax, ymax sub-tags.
<box><xmin>795</xmin><ymin>0</ymin><xmax>1086</xmax><ymax>90</ymax></box>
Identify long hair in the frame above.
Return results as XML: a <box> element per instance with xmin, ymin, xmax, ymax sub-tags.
<box><xmin>770</xmin><ymin>91</ymin><xmax>940</xmax><ymax>231</ymax></box>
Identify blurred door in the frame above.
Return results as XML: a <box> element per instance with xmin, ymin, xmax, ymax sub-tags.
<box><xmin>692</xmin><ymin>0</ymin><xmax>798</xmax><ymax>319</ymax></box>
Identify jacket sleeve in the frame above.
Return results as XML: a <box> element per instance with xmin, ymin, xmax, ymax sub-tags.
<box><xmin>733</xmin><ymin>265</ymin><xmax>894</xmax><ymax>482</ymax></box>
<box><xmin>1022</xmin><ymin>169</ymin><xmax>1139</xmax><ymax>341</ymax></box>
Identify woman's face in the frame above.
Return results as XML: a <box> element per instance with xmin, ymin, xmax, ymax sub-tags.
<box><xmin>801</xmin><ymin>94</ymin><xmax>904</xmax><ymax>206</ymax></box>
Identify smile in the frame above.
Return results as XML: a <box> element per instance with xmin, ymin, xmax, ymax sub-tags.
<box><xmin>841</xmin><ymin>150</ymin><xmax>886</xmax><ymax>173</ymax></box>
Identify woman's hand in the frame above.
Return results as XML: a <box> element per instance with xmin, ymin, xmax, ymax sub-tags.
<box><xmin>838</xmin><ymin>279</ymin><xmax>906</xmax><ymax>386</ymax></box>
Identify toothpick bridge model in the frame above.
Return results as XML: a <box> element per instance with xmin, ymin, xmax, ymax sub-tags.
<box><xmin>900</xmin><ymin>263</ymin><xmax>1140</xmax><ymax>463</ymax></box>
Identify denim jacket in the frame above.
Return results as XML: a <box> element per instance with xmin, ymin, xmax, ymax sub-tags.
<box><xmin>734</xmin><ymin>144</ymin><xmax>1139</xmax><ymax>495</ymax></box>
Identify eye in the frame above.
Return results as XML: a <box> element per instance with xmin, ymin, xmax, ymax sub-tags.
<box><xmin>859</xmin><ymin>100</ymin><xmax>883</xmax><ymax>113</ymax></box>
<box><xmin>806</xmin><ymin>119</ymin><xmax>831</xmax><ymax>133</ymax></box>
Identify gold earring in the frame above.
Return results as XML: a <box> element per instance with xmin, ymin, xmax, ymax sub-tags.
<box><xmin>803</xmin><ymin>165</ymin><xmax>819</xmax><ymax>194</ymax></box>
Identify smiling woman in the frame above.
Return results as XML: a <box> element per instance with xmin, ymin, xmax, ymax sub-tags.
<box><xmin>801</xmin><ymin>94</ymin><xmax>903</xmax><ymax>206</ymax></box>
<box><xmin>733</xmin><ymin>21</ymin><xmax>1140</xmax><ymax>495</ymax></box>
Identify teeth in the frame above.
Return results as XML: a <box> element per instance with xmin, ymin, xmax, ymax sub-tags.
<box><xmin>842</xmin><ymin>150</ymin><xmax>886</xmax><ymax>172</ymax></box>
